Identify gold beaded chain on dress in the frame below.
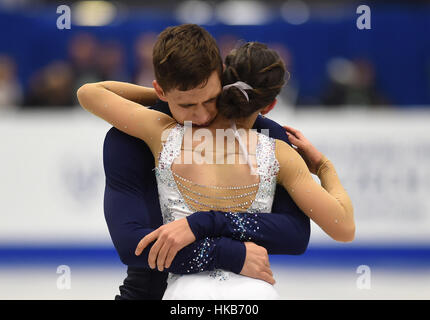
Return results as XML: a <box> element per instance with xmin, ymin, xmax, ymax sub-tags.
<box><xmin>171</xmin><ymin>170</ymin><xmax>260</xmax><ymax>212</ymax></box>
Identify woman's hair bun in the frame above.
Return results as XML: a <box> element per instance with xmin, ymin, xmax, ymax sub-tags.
<box><xmin>217</xmin><ymin>85</ymin><xmax>253</xmax><ymax>119</ymax></box>
<box><xmin>217</xmin><ymin>42</ymin><xmax>287</xmax><ymax>119</ymax></box>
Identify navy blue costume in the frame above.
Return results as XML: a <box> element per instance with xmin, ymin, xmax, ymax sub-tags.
<box><xmin>103</xmin><ymin>100</ymin><xmax>310</xmax><ymax>299</ymax></box>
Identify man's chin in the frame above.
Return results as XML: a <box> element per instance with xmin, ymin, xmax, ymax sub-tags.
<box><xmin>191</xmin><ymin>119</ymin><xmax>215</xmax><ymax>127</ymax></box>
<box><xmin>195</xmin><ymin>122</ymin><xmax>211</xmax><ymax>127</ymax></box>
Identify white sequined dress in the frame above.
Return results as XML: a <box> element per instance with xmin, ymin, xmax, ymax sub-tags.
<box><xmin>155</xmin><ymin>123</ymin><xmax>280</xmax><ymax>300</ymax></box>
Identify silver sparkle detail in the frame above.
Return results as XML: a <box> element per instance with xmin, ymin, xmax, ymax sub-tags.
<box><xmin>155</xmin><ymin>123</ymin><xmax>280</xmax><ymax>281</ymax></box>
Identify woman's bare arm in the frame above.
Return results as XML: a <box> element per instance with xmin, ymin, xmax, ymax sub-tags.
<box><xmin>93</xmin><ymin>81</ymin><xmax>158</xmax><ymax>106</ymax></box>
<box><xmin>77</xmin><ymin>81</ymin><xmax>175</xmax><ymax>158</ymax></box>
<box><xmin>275</xmin><ymin>139</ymin><xmax>355</xmax><ymax>242</ymax></box>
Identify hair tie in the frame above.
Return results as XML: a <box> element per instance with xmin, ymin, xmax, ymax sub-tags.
<box><xmin>222</xmin><ymin>81</ymin><xmax>253</xmax><ymax>102</ymax></box>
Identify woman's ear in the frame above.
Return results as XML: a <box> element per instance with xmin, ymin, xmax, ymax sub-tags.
<box><xmin>260</xmin><ymin>99</ymin><xmax>277</xmax><ymax>115</ymax></box>
<box><xmin>153</xmin><ymin>80</ymin><xmax>168</xmax><ymax>102</ymax></box>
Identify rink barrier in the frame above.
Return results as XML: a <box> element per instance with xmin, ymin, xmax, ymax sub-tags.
<box><xmin>0</xmin><ymin>245</ymin><xmax>429</xmax><ymax>269</ymax></box>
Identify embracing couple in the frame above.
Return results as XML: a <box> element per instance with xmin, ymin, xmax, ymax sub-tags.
<box><xmin>77</xmin><ymin>24</ymin><xmax>355</xmax><ymax>300</ymax></box>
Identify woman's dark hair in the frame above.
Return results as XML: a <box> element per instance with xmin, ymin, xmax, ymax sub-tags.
<box><xmin>217</xmin><ymin>42</ymin><xmax>289</xmax><ymax>119</ymax></box>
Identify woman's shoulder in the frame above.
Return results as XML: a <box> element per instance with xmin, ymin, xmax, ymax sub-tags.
<box><xmin>273</xmin><ymin>138</ymin><xmax>300</xmax><ymax>162</ymax></box>
<box><xmin>139</xmin><ymin>107</ymin><xmax>177</xmax><ymax>136</ymax></box>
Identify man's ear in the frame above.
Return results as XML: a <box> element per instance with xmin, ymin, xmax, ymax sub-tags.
<box><xmin>260</xmin><ymin>99</ymin><xmax>277</xmax><ymax>115</ymax></box>
<box><xmin>153</xmin><ymin>80</ymin><xmax>168</xmax><ymax>102</ymax></box>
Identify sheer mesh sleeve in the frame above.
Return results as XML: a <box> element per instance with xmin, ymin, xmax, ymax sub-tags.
<box><xmin>275</xmin><ymin>139</ymin><xmax>355</xmax><ymax>242</ymax></box>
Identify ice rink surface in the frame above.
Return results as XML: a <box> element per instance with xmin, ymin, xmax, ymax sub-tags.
<box><xmin>1</xmin><ymin>264</ymin><xmax>429</xmax><ymax>300</ymax></box>
<box><xmin>0</xmin><ymin>247</ymin><xmax>428</xmax><ymax>300</ymax></box>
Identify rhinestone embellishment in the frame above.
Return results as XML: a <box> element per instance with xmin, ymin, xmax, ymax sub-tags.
<box><xmin>155</xmin><ymin>124</ymin><xmax>280</xmax><ymax>281</ymax></box>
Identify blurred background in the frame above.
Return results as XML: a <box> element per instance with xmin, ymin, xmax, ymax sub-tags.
<box><xmin>0</xmin><ymin>0</ymin><xmax>429</xmax><ymax>299</ymax></box>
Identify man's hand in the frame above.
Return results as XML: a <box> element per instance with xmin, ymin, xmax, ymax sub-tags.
<box><xmin>240</xmin><ymin>242</ymin><xmax>276</xmax><ymax>285</ymax></box>
<box><xmin>283</xmin><ymin>125</ymin><xmax>323</xmax><ymax>175</ymax></box>
<box><xmin>134</xmin><ymin>218</ymin><xmax>196</xmax><ymax>271</ymax></box>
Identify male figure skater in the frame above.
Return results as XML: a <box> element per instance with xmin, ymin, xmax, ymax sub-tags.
<box><xmin>102</xmin><ymin>24</ymin><xmax>310</xmax><ymax>300</ymax></box>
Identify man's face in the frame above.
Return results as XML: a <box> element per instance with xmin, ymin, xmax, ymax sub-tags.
<box><xmin>154</xmin><ymin>71</ymin><xmax>221</xmax><ymax>126</ymax></box>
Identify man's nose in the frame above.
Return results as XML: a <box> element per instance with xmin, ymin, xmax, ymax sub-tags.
<box><xmin>199</xmin><ymin>114</ymin><xmax>212</xmax><ymax>125</ymax></box>
<box><xmin>194</xmin><ymin>106</ymin><xmax>211</xmax><ymax>125</ymax></box>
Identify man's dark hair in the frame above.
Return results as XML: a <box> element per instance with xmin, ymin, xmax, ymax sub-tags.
<box><xmin>153</xmin><ymin>24</ymin><xmax>223</xmax><ymax>93</ymax></box>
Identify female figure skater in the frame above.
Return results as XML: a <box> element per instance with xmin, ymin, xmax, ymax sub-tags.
<box><xmin>77</xmin><ymin>42</ymin><xmax>355</xmax><ymax>299</ymax></box>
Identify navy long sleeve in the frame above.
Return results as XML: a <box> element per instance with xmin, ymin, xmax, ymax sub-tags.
<box><xmin>103</xmin><ymin>120</ymin><xmax>245</xmax><ymax>274</ymax></box>
<box><xmin>187</xmin><ymin>209</ymin><xmax>308</xmax><ymax>255</ymax></box>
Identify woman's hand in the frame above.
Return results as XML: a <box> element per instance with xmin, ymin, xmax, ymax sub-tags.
<box><xmin>283</xmin><ymin>125</ymin><xmax>324</xmax><ymax>175</ymax></box>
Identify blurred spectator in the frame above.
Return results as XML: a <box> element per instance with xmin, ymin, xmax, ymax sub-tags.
<box><xmin>0</xmin><ymin>54</ymin><xmax>23</xmax><ymax>109</ymax></box>
<box><xmin>217</xmin><ymin>34</ymin><xmax>240</xmax><ymax>61</ymax></box>
<box><xmin>268</xmin><ymin>42</ymin><xmax>298</xmax><ymax>108</ymax></box>
<box><xmin>133</xmin><ymin>32</ymin><xmax>157</xmax><ymax>87</ymax></box>
<box><xmin>97</xmin><ymin>39</ymin><xmax>129</xmax><ymax>82</ymax></box>
<box><xmin>321</xmin><ymin>57</ymin><xmax>389</xmax><ymax>107</ymax></box>
<box><xmin>68</xmin><ymin>32</ymin><xmax>103</xmax><ymax>98</ymax></box>
<box><xmin>24</xmin><ymin>60</ymin><xmax>75</xmax><ymax>107</ymax></box>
